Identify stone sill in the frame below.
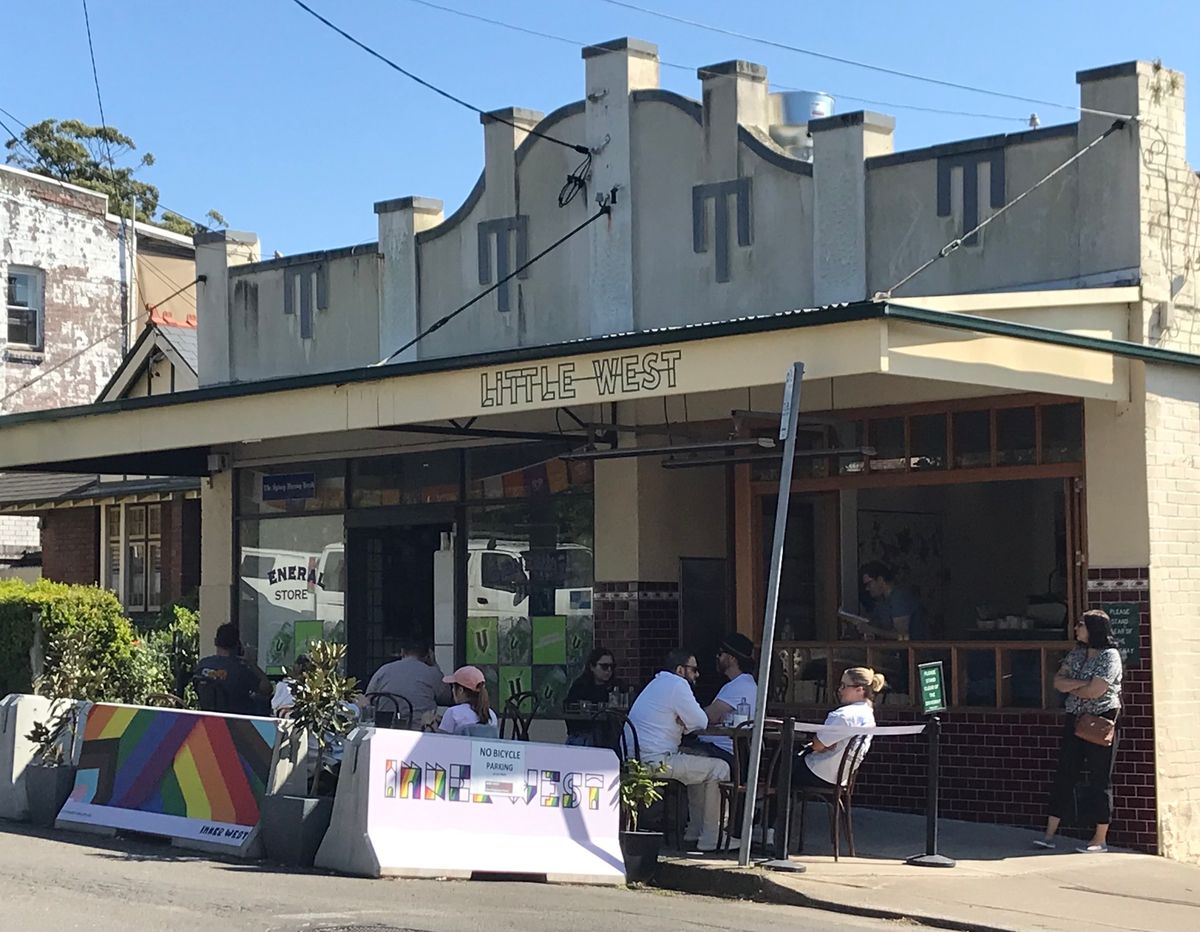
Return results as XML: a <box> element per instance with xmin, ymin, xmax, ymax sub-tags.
<box><xmin>2</xmin><ymin>347</ymin><xmax>46</xmax><ymax>365</ymax></box>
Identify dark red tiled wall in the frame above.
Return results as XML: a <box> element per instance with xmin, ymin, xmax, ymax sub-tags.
<box><xmin>594</xmin><ymin>581</ymin><xmax>679</xmax><ymax>685</ymax></box>
<box><xmin>39</xmin><ymin>507</ymin><xmax>99</xmax><ymax>586</ymax></box>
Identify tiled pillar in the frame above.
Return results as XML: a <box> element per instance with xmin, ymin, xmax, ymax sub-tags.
<box><xmin>593</xmin><ymin>581</ymin><xmax>679</xmax><ymax>685</ymax></box>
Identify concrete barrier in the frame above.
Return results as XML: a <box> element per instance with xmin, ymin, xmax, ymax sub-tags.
<box><xmin>0</xmin><ymin>693</ymin><xmax>87</xmax><ymax>822</ymax></box>
<box><xmin>316</xmin><ymin>728</ymin><xmax>624</xmax><ymax>884</ymax></box>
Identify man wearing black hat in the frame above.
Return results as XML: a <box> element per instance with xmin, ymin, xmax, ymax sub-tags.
<box><xmin>694</xmin><ymin>632</ymin><xmax>758</xmax><ymax>769</ymax></box>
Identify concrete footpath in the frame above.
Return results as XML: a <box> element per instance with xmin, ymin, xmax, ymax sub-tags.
<box><xmin>654</xmin><ymin>809</ymin><xmax>1200</xmax><ymax>932</ymax></box>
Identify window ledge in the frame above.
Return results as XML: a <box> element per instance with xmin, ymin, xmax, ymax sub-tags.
<box><xmin>2</xmin><ymin>347</ymin><xmax>45</xmax><ymax>365</ymax></box>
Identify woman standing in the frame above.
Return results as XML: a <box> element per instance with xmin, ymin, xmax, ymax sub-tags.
<box><xmin>565</xmin><ymin>647</ymin><xmax>616</xmax><ymax>746</ymax></box>
<box><xmin>1036</xmin><ymin>610</ymin><xmax>1123</xmax><ymax>852</ymax></box>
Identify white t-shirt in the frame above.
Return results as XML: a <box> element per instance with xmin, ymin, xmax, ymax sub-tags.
<box><xmin>699</xmin><ymin>672</ymin><xmax>758</xmax><ymax>754</ymax></box>
<box><xmin>438</xmin><ymin>703</ymin><xmax>498</xmax><ymax>736</ymax></box>
<box><xmin>804</xmin><ymin>700</ymin><xmax>875</xmax><ymax>786</ymax></box>
<box><xmin>271</xmin><ymin>679</ymin><xmax>296</xmax><ymax>714</ymax></box>
<box><xmin>626</xmin><ymin>671</ymin><xmax>709</xmax><ymax>761</ymax></box>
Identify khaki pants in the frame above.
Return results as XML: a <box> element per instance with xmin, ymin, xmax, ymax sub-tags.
<box><xmin>648</xmin><ymin>750</ymin><xmax>730</xmax><ymax>850</ymax></box>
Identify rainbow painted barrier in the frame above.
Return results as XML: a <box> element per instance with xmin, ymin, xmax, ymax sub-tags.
<box><xmin>56</xmin><ymin>703</ymin><xmax>277</xmax><ymax>856</ymax></box>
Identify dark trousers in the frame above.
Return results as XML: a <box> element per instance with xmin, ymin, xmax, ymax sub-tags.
<box><xmin>1048</xmin><ymin>713</ymin><xmax>1118</xmax><ymax>826</ymax></box>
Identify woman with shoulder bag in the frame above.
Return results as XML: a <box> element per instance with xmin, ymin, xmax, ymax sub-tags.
<box><xmin>1035</xmin><ymin>609</ymin><xmax>1123</xmax><ymax>853</ymax></box>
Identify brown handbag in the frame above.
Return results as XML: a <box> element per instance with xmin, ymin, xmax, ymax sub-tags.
<box><xmin>1074</xmin><ymin>713</ymin><xmax>1116</xmax><ymax>747</ymax></box>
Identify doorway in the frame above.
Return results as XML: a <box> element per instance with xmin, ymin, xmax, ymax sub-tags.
<box><xmin>346</xmin><ymin>522</ymin><xmax>451</xmax><ymax>681</ymax></box>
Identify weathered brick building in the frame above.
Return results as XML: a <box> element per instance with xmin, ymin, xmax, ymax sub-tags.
<box><xmin>0</xmin><ymin>163</ymin><xmax>201</xmax><ymax>613</ymax></box>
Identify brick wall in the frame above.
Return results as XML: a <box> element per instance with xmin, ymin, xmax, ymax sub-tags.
<box><xmin>39</xmin><ymin>507</ymin><xmax>99</xmax><ymax>586</ymax></box>
<box><xmin>594</xmin><ymin>582</ymin><xmax>679</xmax><ymax>685</ymax></box>
<box><xmin>782</xmin><ymin>567</ymin><xmax>1158</xmax><ymax>852</ymax></box>
<box><xmin>0</xmin><ymin>513</ymin><xmax>39</xmax><ymax>556</ymax></box>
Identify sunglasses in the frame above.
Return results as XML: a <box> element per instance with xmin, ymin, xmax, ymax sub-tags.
<box><xmin>682</xmin><ymin>664</ymin><xmax>700</xmax><ymax>672</ymax></box>
<box><xmin>596</xmin><ymin>662</ymin><xmax>613</xmax><ymax>670</ymax></box>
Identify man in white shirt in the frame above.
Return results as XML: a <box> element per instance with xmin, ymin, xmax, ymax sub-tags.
<box><xmin>696</xmin><ymin>633</ymin><xmax>758</xmax><ymax>770</ymax></box>
<box><xmin>627</xmin><ymin>649</ymin><xmax>730</xmax><ymax>853</ymax></box>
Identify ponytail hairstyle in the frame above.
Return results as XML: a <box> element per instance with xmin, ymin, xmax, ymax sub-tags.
<box><xmin>460</xmin><ymin>683</ymin><xmax>491</xmax><ymax>725</ymax></box>
<box><xmin>843</xmin><ymin>666</ymin><xmax>888</xmax><ymax>703</ymax></box>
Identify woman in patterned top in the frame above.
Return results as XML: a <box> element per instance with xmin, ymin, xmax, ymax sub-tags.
<box><xmin>1035</xmin><ymin>610</ymin><xmax>1123</xmax><ymax>853</ymax></box>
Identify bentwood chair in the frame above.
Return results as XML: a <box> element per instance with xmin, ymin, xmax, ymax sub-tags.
<box><xmin>365</xmin><ymin>691</ymin><xmax>414</xmax><ymax>730</ymax></box>
<box><xmin>793</xmin><ymin>735</ymin><xmax>869</xmax><ymax>860</ymax></box>
<box><xmin>144</xmin><ymin>692</ymin><xmax>185</xmax><ymax>709</ymax></box>
<box><xmin>500</xmin><ymin>691</ymin><xmax>541</xmax><ymax>741</ymax></box>
<box><xmin>717</xmin><ymin>721</ymin><xmax>784</xmax><ymax>852</ymax></box>
<box><xmin>591</xmin><ymin>708</ymin><xmax>640</xmax><ymax>762</ymax></box>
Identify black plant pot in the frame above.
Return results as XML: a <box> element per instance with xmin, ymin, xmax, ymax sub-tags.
<box><xmin>260</xmin><ymin>794</ymin><xmax>334</xmax><ymax>867</ymax></box>
<box><xmin>26</xmin><ymin>764</ymin><xmax>77</xmax><ymax>828</ymax></box>
<box><xmin>620</xmin><ymin>830</ymin><xmax>663</xmax><ymax>883</ymax></box>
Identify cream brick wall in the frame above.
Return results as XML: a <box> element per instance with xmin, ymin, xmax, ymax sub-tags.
<box><xmin>0</xmin><ymin>514</ymin><xmax>38</xmax><ymax>554</ymax></box>
<box><xmin>1134</xmin><ymin>62</ymin><xmax>1200</xmax><ymax>863</ymax></box>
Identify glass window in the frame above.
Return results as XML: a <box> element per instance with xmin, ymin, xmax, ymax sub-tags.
<box><xmin>6</xmin><ymin>267</ymin><xmax>44</xmax><ymax>347</ymax></box>
<box><xmin>481</xmin><ymin>551</ymin><xmax>527</xmax><ymax>592</ymax></box>
<box><xmin>107</xmin><ymin>542</ymin><xmax>121</xmax><ymax>594</ymax></box>
<box><xmin>351</xmin><ymin>450</ymin><xmax>460</xmax><ymax>507</ymax></box>
<box><xmin>127</xmin><ymin>505</ymin><xmax>147</xmax><ymax>539</ymax></box>
<box><xmin>995</xmin><ymin>407</ymin><xmax>1037</xmax><ymax>466</ymax></box>
<box><xmin>106</xmin><ymin>506</ymin><xmax>120</xmax><ymax>541</ymax></box>
<box><xmin>868</xmin><ymin>417</ymin><xmax>905</xmax><ymax>471</ymax></box>
<box><xmin>127</xmin><ymin>541</ymin><xmax>147</xmax><ymax>611</ymax></box>
<box><xmin>239</xmin><ymin>514</ymin><xmax>345</xmax><ymax>675</ymax></box>
<box><xmin>238</xmin><ymin>461</ymin><xmax>345</xmax><ymax>516</ymax></box>
<box><xmin>147</xmin><ymin>504</ymin><xmax>162</xmax><ymax>537</ymax></box>
<box><xmin>1041</xmin><ymin>403</ymin><xmax>1083</xmax><ymax>464</ymax></box>
<box><xmin>953</xmin><ymin>410</ymin><xmax>991</xmax><ymax>468</ymax></box>
<box><xmin>909</xmin><ymin>414</ymin><xmax>948</xmax><ymax>471</ymax></box>
<box><xmin>147</xmin><ymin>541</ymin><xmax>162</xmax><ymax>610</ymax></box>
<box><xmin>467</xmin><ymin>443</ymin><xmax>591</xmax><ymax>501</ymax></box>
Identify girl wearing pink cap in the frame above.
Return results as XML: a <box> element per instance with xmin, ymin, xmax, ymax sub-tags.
<box><xmin>438</xmin><ymin>665</ymin><xmax>498</xmax><ymax>736</ymax></box>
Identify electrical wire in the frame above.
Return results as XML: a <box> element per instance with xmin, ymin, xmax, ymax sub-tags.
<box><xmin>595</xmin><ymin>0</ymin><xmax>1136</xmax><ymax>121</ymax></box>
<box><xmin>878</xmin><ymin>120</ymin><xmax>1128</xmax><ymax>299</ymax></box>
<box><xmin>287</xmin><ymin>0</ymin><xmax>590</xmax><ymax>159</ymax></box>
<box><xmin>80</xmin><ymin>0</ymin><xmax>122</xmax><ymax>187</ymax></box>
<box><xmin>399</xmin><ymin>0</ymin><xmax>1028</xmax><ymax>124</ymax></box>
<box><xmin>376</xmin><ymin>204</ymin><xmax>612</xmax><ymax>364</ymax></box>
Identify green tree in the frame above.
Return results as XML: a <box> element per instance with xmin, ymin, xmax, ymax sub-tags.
<box><xmin>4</xmin><ymin>118</ymin><xmax>224</xmax><ymax>233</ymax></box>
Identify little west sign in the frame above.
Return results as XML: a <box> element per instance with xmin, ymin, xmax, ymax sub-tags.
<box><xmin>479</xmin><ymin>349</ymin><xmax>682</xmax><ymax>409</ymax></box>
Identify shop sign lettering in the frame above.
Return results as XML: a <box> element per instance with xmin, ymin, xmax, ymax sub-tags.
<box><xmin>479</xmin><ymin>350</ymin><xmax>682</xmax><ymax>409</ymax></box>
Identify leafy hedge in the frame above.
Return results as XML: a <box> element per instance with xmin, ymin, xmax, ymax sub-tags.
<box><xmin>0</xmin><ymin>578</ymin><xmax>169</xmax><ymax>702</ymax></box>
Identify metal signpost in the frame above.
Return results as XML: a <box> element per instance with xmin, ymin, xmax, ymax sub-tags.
<box><xmin>907</xmin><ymin>660</ymin><xmax>956</xmax><ymax>868</ymax></box>
<box><xmin>738</xmin><ymin>362</ymin><xmax>805</xmax><ymax>870</ymax></box>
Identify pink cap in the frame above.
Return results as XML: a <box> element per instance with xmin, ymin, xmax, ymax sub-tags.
<box><xmin>443</xmin><ymin>665</ymin><xmax>486</xmax><ymax>691</ymax></box>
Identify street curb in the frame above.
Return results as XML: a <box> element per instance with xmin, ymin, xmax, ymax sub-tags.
<box><xmin>652</xmin><ymin>859</ymin><xmax>1030</xmax><ymax>932</ymax></box>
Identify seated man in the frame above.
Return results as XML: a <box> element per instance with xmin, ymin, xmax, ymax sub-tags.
<box><xmin>194</xmin><ymin>623</ymin><xmax>271</xmax><ymax>715</ymax></box>
<box><xmin>839</xmin><ymin>561</ymin><xmax>927</xmax><ymax>641</ymax></box>
<box><xmin>695</xmin><ymin>633</ymin><xmax>759</xmax><ymax>772</ymax></box>
<box><xmin>627</xmin><ymin>648</ymin><xmax>730</xmax><ymax>853</ymax></box>
<box><xmin>365</xmin><ymin>636</ymin><xmax>452</xmax><ymax>728</ymax></box>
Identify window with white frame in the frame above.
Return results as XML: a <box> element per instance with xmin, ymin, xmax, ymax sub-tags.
<box><xmin>102</xmin><ymin>503</ymin><xmax>163</xmax><ymax>612</ymax></box>
<box><xmin>6</xmin><ymin>267</ymin><xmax>44</xmax><ymax>348</ymax></box>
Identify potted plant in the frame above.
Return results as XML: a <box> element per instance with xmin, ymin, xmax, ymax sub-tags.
<box><xmin>619</xmin><ymin>758</ymin><xmax>667</xmax><ymax>883</ymax></box>
<box><xmin>261</xmin><ymin>640</ymin><xmax>358</xmax><ymax>867</ymax></box>
<box><xmin>25</xmin><ymin>635</ymin><xmax>96</xmax><ymax>827</ymax></box>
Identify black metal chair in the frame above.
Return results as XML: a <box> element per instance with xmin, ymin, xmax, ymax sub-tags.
<box><xmin>590</xmin><ymin>708</ymin><xmax>639</xmax><ymax>762</ymax></box>
<box><xmin>365</xmin><ymin>692</ymin><xmax>414</xmax><ymax>730</ymax></box>
<box><xmin>718</xmin><ymin>721</ymin><xmax>784</xmax><ymax>851</ymax></box>
<box><xmin>793</xmin><ymin>735</ymin><xmax>869</xmax><ymax>860</ymax></box>
<box><xmin>500</xmin><ymin>691</ymin><xmax>540</xmax><ymax>741</ymax></box>
<box><xmin>144</xmin><ymin>692</ymin><xmax>185</xmax><ymax>709</ymax></box>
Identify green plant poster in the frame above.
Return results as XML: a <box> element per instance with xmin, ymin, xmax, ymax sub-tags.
<box><xmin>532</xmin><ymin>616</ymin><xmax>567</xmax><ymax>665</ymax></box>
<box><xmin>533</xmin><ymin>664</ymin><xmax>569</xmax><ymax>714</ymax></box>
<box><xmin>499</xmin><ymin>665</ymin><xmax>533</xmax><ymax>704</ymax></box>
<box><xmin>498</xmin><ymin>616</ymin><xmax>532</xmax><ymax>664</ymax></box>
<box><xmin>466</xmin><ymin>616</ymin><xmax>498</xmax><ymax>665</ymax></box>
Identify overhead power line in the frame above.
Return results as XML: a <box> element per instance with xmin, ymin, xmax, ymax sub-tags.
<box><xmin>596</xmin><ymin>0</ymin><xmax>1136</xmax><ymax>121</ymax></box>
<box><xmin>402</xmin><ymin>0</ymin><xmax>1027</xmax><ymax>123</ymax></box>
<box><xmin>287</xmin><ymin>0</ymin><xmax>590</xmax><ymax>158</ymax></box>
<box><xmin>377</xmin><ymin>203</ymin><xmax>612</xmax><ymax>365</ymax></box>
<box><xmin>879</xmin><ymin>120</ymin><xmax>1128</xmax><ymax>299</ymax></box>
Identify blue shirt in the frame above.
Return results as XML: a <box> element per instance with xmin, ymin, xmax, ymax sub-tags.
<box><xmin>867</xmin><ymin>586</ymin><xmax>927</xmax><ymax>639</ymax></box>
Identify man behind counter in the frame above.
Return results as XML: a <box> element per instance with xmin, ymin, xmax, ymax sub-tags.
<box><xmin>838</xmin><ymin>561</ymin><xmax>928</xmax><ymax>641</ymax></box>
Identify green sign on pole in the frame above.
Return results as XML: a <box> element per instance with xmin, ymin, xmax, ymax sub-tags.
<box><xmin>1101</xmin><ymin>603</ymin><xmax>1140</xmax><ymax>665</ymax></box>
<box><xmin>918</xmin><ymin>661</ymin><xmax>947</xmax><ymax>714</ymax></box>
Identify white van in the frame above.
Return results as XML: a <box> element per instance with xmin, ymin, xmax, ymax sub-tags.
<box><xmin>467</xmin><ymin>538</ymin><xmax>593</xmax><ymax>616</ymax></box>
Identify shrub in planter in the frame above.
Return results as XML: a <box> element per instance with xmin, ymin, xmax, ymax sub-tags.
<box><xmin>620</xmin><ymin>758</ymin><xmax>667</xmax><ymax>882</ymax></box>
<box><xmin>260</xmin><ymin>641</ymin><xmax>359</xmax><ymax>867</ymax></box>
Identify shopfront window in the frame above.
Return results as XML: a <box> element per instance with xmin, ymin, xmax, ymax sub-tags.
<box><xmin>238</xmin><ymin>510</ymin><xmax>345</xmax><ymax>675</ymax></box>
<box><xmin>463</xmin><ymin>444</ymin><xmax>594</xmax><ymax>716</ymax></box>
<box><xmin>238</xmin><ymin>460</ymin><xmax>346</xmax><ymax>516</ymax></box>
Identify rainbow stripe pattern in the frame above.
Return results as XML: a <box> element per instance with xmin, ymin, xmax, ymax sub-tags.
<box><xmin>70</xmin><ymin>704</ymin><xmax>276</xmax><ymax>826</ymax></box>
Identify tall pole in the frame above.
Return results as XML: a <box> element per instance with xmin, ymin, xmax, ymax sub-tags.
<box><xmin>738</xmin><ymin>362</ymin><xmax>805</xmax><ymax>868</ymax></box>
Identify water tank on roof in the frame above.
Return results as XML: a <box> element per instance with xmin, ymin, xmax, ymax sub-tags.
<box><xmin>768</xmin><ymin>90</ymin><xmax>835</xmax><ymax>162</ymax></box>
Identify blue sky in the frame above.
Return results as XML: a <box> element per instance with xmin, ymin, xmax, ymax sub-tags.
<box><xmin>2</xmin><ymin>0</ymin><xmax>1198</xmax><ymax>255</ymax></box>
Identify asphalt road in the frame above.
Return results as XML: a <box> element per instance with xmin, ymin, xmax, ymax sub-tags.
<box><xmin>0</xmin><ymin>823</ymin><xmax>911</xmax><ymax>932</ymax></box>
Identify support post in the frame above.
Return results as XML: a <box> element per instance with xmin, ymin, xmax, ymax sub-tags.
<box><xmin>737</xmin><ymin>362</ymin><xmax>805</xmax><ymax>871</ymax></box>
<box><xmin>906</xmin><ymin>715</ymin><xmax>956</xmax><ymax>868</ymax></box>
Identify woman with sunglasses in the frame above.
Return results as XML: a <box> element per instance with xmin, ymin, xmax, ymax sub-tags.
<box><xmin>1036</xmin><ymin>610</ymin><xmax>1123</xmax><ymax>853</ymax></box>
<box><xmin>565</xmin><ymin>647</ymin><xmax>617</xmax><ymax>746</ymax></box>
<box><xmin>793</xmin><ymin>666</ymin><xmax>887</xmax><ymax>791</ymax></box>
